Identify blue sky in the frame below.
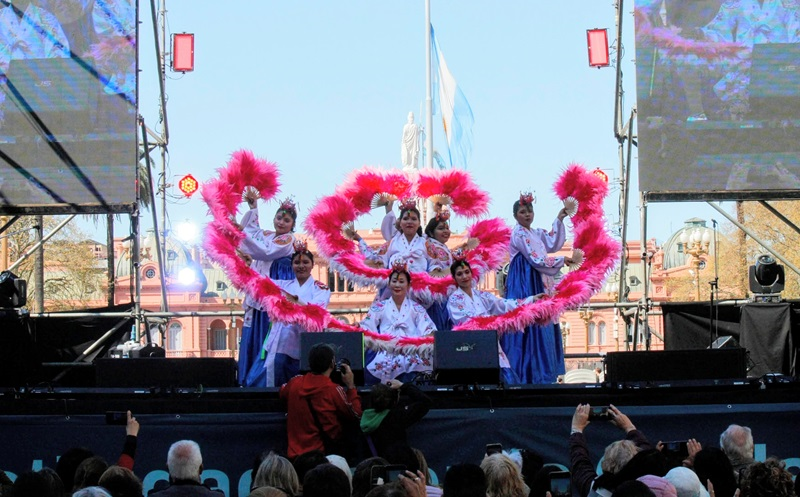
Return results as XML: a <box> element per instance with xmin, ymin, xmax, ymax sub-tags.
<box><xmin>84</xmin><ymin>0</ymin><xmax>725</xmax><ymax>246</ymax></box>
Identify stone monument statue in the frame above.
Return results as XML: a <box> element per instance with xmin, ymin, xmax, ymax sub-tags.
<box><xmin>401</xmin><ymin>112</ymin><xmax>422</xmax><ymax>171</ymax></box>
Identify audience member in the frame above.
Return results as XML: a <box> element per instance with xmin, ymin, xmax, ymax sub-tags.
<box><xmin>73</xmin><ymin>456</ymin><xmax>108</xmax><ymax>492</ymax></box>
<box><xmin>352</xmin><ymin>457</ymin><xmax>390</xmax><ymax>497</ymax></box>
<box><xmin>252</xmin><ymin>452</ymin><xmax>299</xmax><ymax>497</ymax></box>
<box><xmin>38</xmin><ymin>468</ymin><xmax>65</xmax><ymax>497</ymax></box>
<box><xmin>569</xmin><ymin>404</ymin><xmax>654</xmax><ymax>497</ymax></box>
<box><xmin>636</xmin><ymin>475</ymin><xmax>677</xmax><ymax>497</ymax></box>
<box><xmin>361</xmin><ymin>379</ymin><xmax>432</xmax><ymax>458</ymax></box>
<box><xmin>302</xmin><ymin>463</ymin><xmax>350</xmax><ymax>497</ymax></box>
<box><xmin>280</xmin><ymin>343</ymin><xmax>362</xmax><ymax>459</ymax></box>
<box><xmin>480</xmin><ymin>453</ymin><xmax>528</xmax><ymax>497</ymax></box>
<box><xmin>73</xmin><ymin>487</ymin><xmax>113</xmax><ymax>497</ymax></box>
<box><xmin>326</xmin><ymin>454</ymin><xmax>353</xmax><ymax>492</ymax></box>
<box><xmin>719</xmin><ymin>424</ymin><xmax>755</xmax><ymax>479</ymax></box>
<box><xmin>98</xmin><ymin>465</ymin><xmax>143</xmax><ymax>497</ymax></box>
<box><xmin>364</xmin><ymin>484</ymin><xmax>410</xmax><ymax>497</ymax></box>
<box><xmin>613</xmin><ymin>480</ymin><xmax>657</xmax><ymax>497</ymax></box>
<box><xmin>412</xmin><ymin>447</ymin><xmax>441</xmax><ymax>497</ymax></box>
<box><xmin>442</xmin><ymin>464</ymin><xmax>487</xmax><ymax>497</ymax></box>
<box><xmin>529</xmin><ymin>464</ymin><xmax>565</xmax><ymax>497</ymax></box>
<box><xmin>150</xmin><ymin>440</ymin><xmax>223</xmax><ymax>496</ymax></box>
<box><xmin>292</xmin><ymin>450</ymin><xmax>328</xmax><ymax>495</ymax></box>
<box><xmin>0</xmin><ymin>469</ymin><xmax>13</xmax><ymax>495</ymax></box>
<box><xmin>613</xmin><ymin>449</ymin><xmax>669</xmax><ymax>483</ymax></box>
<box><xmin>247</xmin><ymin>487</ymin><xmax>289</xmax><ymax>497</ymax></box>
<box><xmin>691</xmin><ymin>448</ymin><xmax>736</xmax><ymax>497</ymax></box>
<box><xmin>7</xmin><ymin>469</ymin><xmax>62</xmax><ymax>497</ymax></box>
<box><xmin>663</xmin><ymin>467</ymin><xmax>709</xmax><ymax>497</ymax></box>
<box><xmin>739</xmin><ymin>458</ymin><xmax>794</xmax><ymax>497</ymax></box>
<box><xmin>518</xmin><ymin>449</ymin><xmax>545</xmax><ymax>488</ymax></box>
<box><xmin>56</xmin><ymin>447</ymin><xmax>95</xmax><ymax>492</ymax></box>
<box><xmin>383</xmin><ymin>444</ymin><xmax>421</xmax><ymax>475</ymax></box>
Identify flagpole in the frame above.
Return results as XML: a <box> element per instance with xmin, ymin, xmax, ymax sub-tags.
<box><xmin>424</xmin><ymin>0</ymin><xmax>434</xmax><ymax>223</ymax></box>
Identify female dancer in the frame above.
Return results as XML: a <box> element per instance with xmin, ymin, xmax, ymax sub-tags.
<box><xmin>423</xmin><ymin>209</ymin><xmax>454</xmax><ymax>330</ymax></box>
<box><xmin>502</xmin><ymin>193</ymin><xmax>572</xmax><ymax>384</ymax></box>
<box><xmin>447</xmin><ymin>258</ymin><xmax>541</xmax><ymax>384</ymax></box>
<box><xmin>360</xmin><ymin>261</ymin><xmax>437</xmax><ymax>385</ymax></box>
<box><xmin>351</xmin><ymin>199</ymin><xmax>429</xmax><ymax>274</ymax></box>
<box><xmin>253</xmin><ymin>240</ymin><xmax>331</xmax><ymax>387</ymax></box>
<box><xmin>237</xmin><ymin>194</ymin><xmax>297</xmax><ymax>387</ymax></box>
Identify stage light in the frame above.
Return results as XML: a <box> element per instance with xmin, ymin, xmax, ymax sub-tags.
<box><xmin>587</xmin><ymin>28</ymin><xmax>609</xmax><ymax>68</ymax></box>
<box><xmin>172</xmin><ymin>33</ymin><xmax>195</xmax><ymax>72</ymax></box>
<box><xmin>177</xmin><ymin>267</ymin><xmax>197</xmax><ymax>286</ymax></box>
<box><xmin>175</xmin><ymin>219</ymin><xmax>198</xmax><ymax>243</ymax></box>
<box><xmin>0</xmin><ymin>270</ymin><xmax>27</xmax><ymax>308</ymax></box>
<box><xmin>748</xmin><ymin>254</ymin><xmax>785</xmax><ymax>296</ymax></box>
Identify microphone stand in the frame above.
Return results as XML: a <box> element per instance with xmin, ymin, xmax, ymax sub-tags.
<box><xmin>709</xmin><ymin>220</ymin><xmax>720</xmax><ymax>347</ymax></box>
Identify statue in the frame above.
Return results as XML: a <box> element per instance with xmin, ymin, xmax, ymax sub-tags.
<box><xmin>401</xmin><ymin>112</ymin><xmax>422</xmax><ymax>171</ymax></box>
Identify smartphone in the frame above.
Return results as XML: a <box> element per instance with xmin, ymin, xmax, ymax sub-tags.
<box><xmin>662</xmin><ymin>440</ymin><xmax>689</xmax><ymax>456</ymax></box>
<box><xmin>588</xmin><ymin>406</ymin><xmax>610</xmax><ymax>420</ymax></box>
<box><xmin>105</xmin><ymin>411</ymin><xmax>127</xmax><ymax>425</ymax></box>
<box><xmin>549</xmin><ymin>470</ymin><xmax>571</xmax><ymax>497</ymax></box>
<box><xmin>485</xmin><ymin>443</ymin><xmax>503</xmax><ymax>456</ymax></box>
<box><xmin>383</xmin><ymin>464</ymin><xmax>407</xmax><ymax>483</ymax></box>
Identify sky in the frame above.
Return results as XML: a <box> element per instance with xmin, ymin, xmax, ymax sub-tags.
<box><xmin>81</xmin><ymin>0</ymin><xmax>726</xmax><ymax>247</ymax></box>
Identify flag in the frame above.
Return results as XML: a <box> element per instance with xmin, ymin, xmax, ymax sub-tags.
<box><xmin>431</xmin><ymin>24</ymin><xmax>474</xmax><ymax>169</ymax></box>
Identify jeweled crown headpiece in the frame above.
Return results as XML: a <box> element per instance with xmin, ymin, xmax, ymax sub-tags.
<box><xmin>278</xmin><ymin>196</ymin><xmax>297</xmax><ymax>214</ymax></box>
<box><xmin>435</xmin><ymin>209</ymin><xmax>451</xmax><ymax>223</ymax></box>
<box><xmin>293</xmin><ymin>238</ymin><xmax>309</xmax><ymax>254</ymax></box>
<box><xmin>390</xmin><ymin>258</ymin><xmax>409</xmax><ymax>274</ymax></box>
<box><xmin>519</xmin><ymin>191</ymin><xmax>536</xmax><ymax>206</ymax></box>
<box><xmin>398</xmin><ymin>198</ymin><xmax>418</xmax><ymax>212</ymax></box>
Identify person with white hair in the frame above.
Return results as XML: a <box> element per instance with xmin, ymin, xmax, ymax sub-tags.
<box><xmin>150</xmin><ymin>440</ymin><xmax>223</xmax><ymax>496</ymax></box>
<box><xmin>72</xmin><ymin>487</ymin><xmax>113</xmax><ymax>497</ymax></box>
<box><xmin>719</xmin><ymin>424</ymin><xmax>755</xmax><ymax>479</ymax></box>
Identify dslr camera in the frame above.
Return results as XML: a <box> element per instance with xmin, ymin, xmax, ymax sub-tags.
<box><xmin>330</xmin><ymin>358</ymin><xmax>351</xmax><ymax>386</ymax></box>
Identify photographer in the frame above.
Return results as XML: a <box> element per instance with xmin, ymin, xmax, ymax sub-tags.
<box><xmin>569</xmin><ymin>404</ymin><xmax>654</xmax><ymax>497</ymax></box>
<box><xmin>280</xmin><ymin>343</ymin><xmax>362</xmax><ymax>460</ymax></box>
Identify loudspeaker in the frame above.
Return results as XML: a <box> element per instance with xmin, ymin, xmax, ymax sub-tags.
<box><xmin>605</xmin><ymin>349</ymin><xmax>747</xmax><ymax>383</ymax></box>
<box><xmin>299</xmin><ymin>332</ymin><xmax>364</xmax><ymax>386</ymax></box>
<box><xmin>95</xmin><ymin>358</ymin><xmax>237</xmax><ymax>388</ymax></box>
<box><xmin>130</xmin><ymin>343</ymin><xmax>166</xmax><ymax>358</ymax></box>
<box><xmin>434</xmin><ymin>330</ymin><xmax>500</xmax><ymax>385</ymax></box>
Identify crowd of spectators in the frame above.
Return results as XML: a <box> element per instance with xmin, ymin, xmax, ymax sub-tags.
<box><xmin>0</xmin><ymin>344</ymin><xmax>797</xmax><ymax>497</ymax></box>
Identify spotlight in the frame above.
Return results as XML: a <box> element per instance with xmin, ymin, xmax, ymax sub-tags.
<box><xmin>177</xmin><ymin>267</ymin><xmax>197</xmax><ymax>286</ymax></box>
<box><xmin>748</xmin><ymin>254</ymin><xmax>785</xmax><ymax>297</ymax></box>
<box><xmin>0</xmin><ymin>270</ymin><xmax>27</xmax><ymax>308</ymax></box>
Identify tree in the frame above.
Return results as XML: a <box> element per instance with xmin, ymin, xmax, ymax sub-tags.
<box><xmin>7</xmin><ymin>216</ymin><xmax>105</xmax><ymax>312</ymax></box>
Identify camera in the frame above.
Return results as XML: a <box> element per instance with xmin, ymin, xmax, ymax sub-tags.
<box><xmin>105</xmin><ymin>411</ymin><xmax>127</xmax><ymax>425</ymax></box>
<box><xmin>588</xmin><ymin>406</ymin><xmax>611</xmax><ymax>420</ymax></box>
<box><xmin>485</xmin><ymin>443</ymin><xmax>503</xmax><ymax>456</ymax></box>
<box><xmin>330</xmin><ymin>358</ymin><xmax>351</xmax><ymax>386</ymax></box>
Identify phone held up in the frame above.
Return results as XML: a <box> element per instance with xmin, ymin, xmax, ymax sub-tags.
<box><xmin>549</xmin><ymin>470</ymin><xmax>571</xmax><ymax>497</ymax></box>
<box><xmin>370</xmin><ymin>465</ymin><xmax>407</xmax><ymax>487</ymax></box>
<box><xmin>588</xmin><ymin>406</ymin><xmax>611</xmax><ymax>421</ymax></box>
<box><xmin>662</xmin><ymin>440</ymin><xmax>689</xmax><ymax>457</ymax></box>
<box><xmin>485</xmin><ymin>443</ymin><xmax>503</xmax><ymax>456</ymax></box>
<box><xmin>105</xmin><ymin>411</ymin><xmax>127</xmax><ymax>425</ymax></box>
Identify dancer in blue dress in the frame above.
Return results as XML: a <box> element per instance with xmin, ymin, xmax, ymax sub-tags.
<box><xmin>238</xmin><ymin>193</ymin><xmax>297</xmax><ymax>387</ymax></box>
<box><xmin>501</xmin><ymin>193</ymin><xmax>572</xmax><ymax>384</ymax></box>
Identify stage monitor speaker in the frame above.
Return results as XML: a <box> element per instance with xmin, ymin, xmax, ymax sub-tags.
<box><xmin>434</xmin><ymin>330</ymin><xmax>500</xmax><ymax>385</ymax></box>
<box><xmin>299</xmin><ymin>332</ymin><xmax>364</xmax><ymax>386</ymax></box>
<box><xmin>605</xmin><ymin>349</ymin><xmax>747</xmax><ymax>383</ymax></box>
<box><xmin>95</xmin><ymin>358</ymin><xmax>237</xmax><ymax>388</ymax></box>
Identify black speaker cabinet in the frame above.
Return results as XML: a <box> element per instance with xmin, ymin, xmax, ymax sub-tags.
<box><xmin>299</xmin><ymin>332</ymin><xmax>364</xmax><ymax>386</ymax></box>
<box><xmin>95</xmin><ymin>358</ymin><xmax>237</xmax><ymax>388</ymax></box>
<box><xmin>434</xmin><ymin>330</ymin><xmax>500</xmax><ymax>385</ymax></box>
<box><xmin>605</xmin><ymin>348</ymin><xmax>747</xmax><ymax>383</ymax></box>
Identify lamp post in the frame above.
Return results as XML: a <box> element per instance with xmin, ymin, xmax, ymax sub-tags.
<box><xmin>560</xmin><ymin>321</ymin><xmax>571</xmax><ymax>350</ymax></box>
<box><xmin>680</xmin><ymin>228</ymin><xmax>712</xmax><ymax>301</ymax></box>
<box><xmin>222</xmin><ymin>289</ymin><xmax>243</xmax><ymax>354</ymax></box>
<box><xmin>579</xmin><ymin>306</ymin><xmax>594</xmax><ymax>352</ymax></box>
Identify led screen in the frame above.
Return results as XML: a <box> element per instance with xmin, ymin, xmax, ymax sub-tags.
<box><xmin>0</xmin><ymin>0</ymin><xmax>137</xmax><ymax>213</ymax></box>
<box><xmin>634</xmin><ymin>0</ymin><xmax>800</xmax><ymax>200</ymax></box>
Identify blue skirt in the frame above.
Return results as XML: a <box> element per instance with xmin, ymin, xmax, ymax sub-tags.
<box><xmin>426</xmin><ymin>301</ymin><xmax>452</xmax><ymax>331</ymax></box>
<box><xmin>240</xmin><ymin>256</ymin><xmax>295</xmax><ymax>387</ymax></box>
<box><xmin>500</xmin><ymin>254</ymin><xmax>565</xmax><ymax>384</ymax></box>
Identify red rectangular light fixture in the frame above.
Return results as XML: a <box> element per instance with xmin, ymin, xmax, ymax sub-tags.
<box><xmin>587</xmin><ymin>28</ymin><xmax>609</xmax><ymax>68</ymax></box>
<box><xmin>172</xmin><ymin>33</ymin><xmax>195</xmax><ymax>72</ymax></box>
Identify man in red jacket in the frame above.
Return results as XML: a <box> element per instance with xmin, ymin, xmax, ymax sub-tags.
<box><xmin>280</xmin><ymin>343</ymin><xmax>362</xmax><ymax>459</ymax></box>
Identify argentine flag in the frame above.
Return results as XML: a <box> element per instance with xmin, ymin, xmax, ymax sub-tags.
<box><xmin>431</xmin><ymin>25</ymin><xmax>474</xmax><ymax>169</ymax></box>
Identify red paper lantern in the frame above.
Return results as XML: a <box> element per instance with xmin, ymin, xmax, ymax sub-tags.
<box><xmin>592</xmin><ymin>168</ymin><xmax>609</xmax><ymax>183</ymax></box>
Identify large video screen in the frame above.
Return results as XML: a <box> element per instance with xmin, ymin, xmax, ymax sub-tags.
<box><xmin>0</xmin><ymin>0</ymin><xmax>137</xmax><ymax>214</ymax></box>
<box><xmin>635</xmin><ymin>0</ymin><xmax>800</xmax><ymax>200</ymax></box>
